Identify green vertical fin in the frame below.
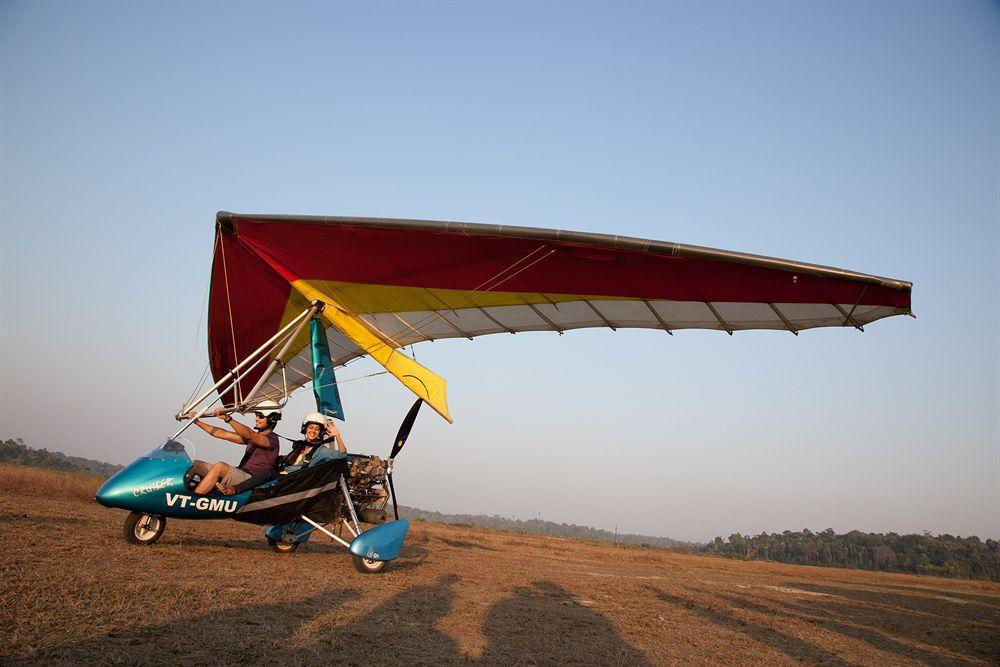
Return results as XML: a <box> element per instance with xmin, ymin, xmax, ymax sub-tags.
<box><xmin>311</xmin><ymin>318</ymin><xmax>345</xmax><ymax>420</ymax></box>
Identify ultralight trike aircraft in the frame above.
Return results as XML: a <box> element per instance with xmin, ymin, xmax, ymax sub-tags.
<box><xmin>96</xmin><ymin>211</ymin><xmax>913</xmax><ymax>573</ymax></box>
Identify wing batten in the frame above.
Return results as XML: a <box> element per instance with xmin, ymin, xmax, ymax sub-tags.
<box><xmin>705</xmin><ymin>302</ymin><xmax>735</xmax><ymax>336</ymax></box>
<box><xmin>478</xmin><ymin>306</ymin><xmax>517</xmax><ymax>334</ymax></box>
<box><xmin>643</xmin><ymin>300</ymin><xmax>675</xmax><ymax>335</ymax></box>
<box><xmin>767</xmin><ymin>303</ymin><xmax>799</xmax><ymax>335</ymax></box>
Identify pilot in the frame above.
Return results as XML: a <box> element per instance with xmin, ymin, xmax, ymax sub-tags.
<box><xmin>280</xmin><ymin>412</ymin><xmax>347</xmax><ymax>471</ymax></box>
<box><xmin>185</xmin><ymin>401</ymin><xmax>282</xmax><ymax>495</ymax></box>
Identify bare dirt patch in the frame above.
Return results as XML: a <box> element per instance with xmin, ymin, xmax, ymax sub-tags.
<box><xmin>1</xmin><ymin>466</ymin><xmax>997</xmax><ymax>665</ymax></box>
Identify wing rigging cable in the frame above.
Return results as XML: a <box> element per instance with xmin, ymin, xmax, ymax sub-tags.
<box><xmin>206</xmin><ymin>212</ymin><xmax>913</xmax><ymax>423</ymax></box>
<box><xmin>181</xmin><ymin>238</ymin><xmax>216</xmax><ymax>404</ymax></box>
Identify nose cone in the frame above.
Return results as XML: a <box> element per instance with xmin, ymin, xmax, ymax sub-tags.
<box><xmin>94</xmin><ymin>456</ymin><xmax>164</xmax><ymax>509</ymax></box>
<box><xmin>94</xmin><ymin>452</ymin><xmax>192</xmax><ymax>512</ymax></box>
<box><xmin>95</xmin><ymin>469</ymin><xmax>132</xmax><ymax>508</ymax></box>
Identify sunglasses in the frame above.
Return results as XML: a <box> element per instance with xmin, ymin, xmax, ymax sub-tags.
<box><xmin>254</xmin><ymin>412</ymin><xmax>268</xmax><ymax>419</ymax></box>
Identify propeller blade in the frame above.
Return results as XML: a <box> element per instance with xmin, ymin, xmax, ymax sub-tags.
<box><xmin>389</xmin><ymin>398</ymin><xmax>423</xmax><ymax>460</ymax></box>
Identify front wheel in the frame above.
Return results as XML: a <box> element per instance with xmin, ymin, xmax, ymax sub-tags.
<box><xmin>352</xmin><ymin>554</ymin><xmax>388</xmax><ymax>574</ymax></box>
<box><xmin>123</xmin><ymin>512</ymin><xmax>165</xmax><ymax>545</ymax></box>
<box><xmin>267</xmin><ymin>538</ymin><xmax>300</xmax><ymax>554</ymax></box>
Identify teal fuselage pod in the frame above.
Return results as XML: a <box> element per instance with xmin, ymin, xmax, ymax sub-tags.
<box><xmin>349</xmin><ymin>519</ymin><xmax>409</xmax><ymax>561</ymax></box>
<box><xmin>95</xmin><ymin>441</ymin><xmax>251</xmax><ymax>518</ymax></box>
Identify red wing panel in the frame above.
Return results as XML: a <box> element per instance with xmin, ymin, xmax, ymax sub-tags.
<box><xmin>234</xmin><ymin>220</ymin><xmax>909</xmax><ymax>308</ymax></box>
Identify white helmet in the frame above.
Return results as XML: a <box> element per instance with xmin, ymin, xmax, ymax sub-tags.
<box><xmin>301</xmin><ymin>411</ymin><xmax>326</xmax><ymax>435</ymax></box>
<box><xmin>248</xmin><ymin>400</ymin><xmax>282</xmax><ymax>432</ymax></box>
<box><xmin>254</xmin><ymin>400</ymin><xmax>282</xmax><ymax>418</ymax></box>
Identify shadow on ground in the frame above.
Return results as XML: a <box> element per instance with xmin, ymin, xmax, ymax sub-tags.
<box><xmin>719</xmin><ymin>592</ymin><xmax>952</xmax><ymax>664</ymax></box>
<box><xmin>871</xmin><ymin>582</ymin><xmax>1000</xmax><ymax>608</ymax></box>
<box><xmin>647</xmin><ymin>582</ymin><xmax>998</xmax><ymax>665</ymax></box>
<box><xmin>293</xmin><ymin>574</ymin><xmax>462</xmax><ymax>663</ymax></box>
<box><xmin>788</xmin><ymin>581</ymin><xmax>1000</xmax><ymax>619</ymax></box>
<box><xmin>20</xmin><ymin>587</ymin><xmax>362</xmax><ymax>665</ymax></box>
<box><xmin>22</xmin><ymin>577</ymin><xmax>651</xmax><ymax>665</ymax></box>
<box><xmin>481</xmin><ymin>581</ymin><xmax>650</xmax><ymax>665</ymax></box>
<box><xmin>297</xmin><ymin>577</ymin><xmax>650</xmax><ymax>664</ymax></box>
<box><xmin>767</xmin><ymin>581</ymin><xmax>999</xmax><ymax>663</ymax></box>
<box><xmin>648</xmin><ymin>587</ymin><xmax>848</xmax><ymax>665</ymax></box>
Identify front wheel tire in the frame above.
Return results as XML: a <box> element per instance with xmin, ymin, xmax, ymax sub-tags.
<box><xmin>124</xmin><ymin>512</ymin><xmax>165</xmax><ymax>545</ymax></box>
<box><xmin>267</xmin><ymin>538</ymin><xmax>300</xmax><ymax>554</ymax></box>
<box><xmin>352</xmin><ymin>554</ymin><xmax>388</xmax><ymax>574</ymax></box>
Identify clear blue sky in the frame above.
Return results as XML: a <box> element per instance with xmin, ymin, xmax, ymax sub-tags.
<box><xmin>1</xmin><ymin>1</ymin><xmax>997</xmax><ymax>542</ymax></box>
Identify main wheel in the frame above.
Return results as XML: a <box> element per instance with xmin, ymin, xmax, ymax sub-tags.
<box><xmin>123</xmin><ymin>512</ymin><xmax>165</xmax><ymax>545</ymax></box>
<box><xmin>352</xmin><ymin>554</ymin><xmax>388</xmax><ymax>574</ymax></box>
<box><xmin>267</xmin><ymin>537</ymin><xmax>300</xmax><ymax>554</ymax></box>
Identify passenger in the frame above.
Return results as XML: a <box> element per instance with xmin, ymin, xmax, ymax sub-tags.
<box><xmin>280</xmin><ymin>412</ymin><xmax>347</xmax><ymax>471</ymax></box>
<box><xmin>186</xmin><ymin>401</ymin><xmax>282</xmax><ymax>495</ymax></box>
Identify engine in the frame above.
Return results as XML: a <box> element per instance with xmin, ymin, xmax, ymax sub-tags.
<box><xmin>344</xmin><ymin>454</ymin><xmax>390</xmax><ymax>524</ymax></box>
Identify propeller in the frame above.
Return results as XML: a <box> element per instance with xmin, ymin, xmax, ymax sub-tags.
<box><xmin>386</xmin><ymin>398</ymin><xmax>423</xmax><ymax>520</ymax></box>
<box><xmin>390</xmin><ymin>398</ymin><xmax>423</xmax><ymax>460</ymax></box>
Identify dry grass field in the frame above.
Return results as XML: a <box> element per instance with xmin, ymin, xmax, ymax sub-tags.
<box><xmin>1</xmin><ymin>463</ymin><xmax>997</xmax><ymax>665</ymax></box>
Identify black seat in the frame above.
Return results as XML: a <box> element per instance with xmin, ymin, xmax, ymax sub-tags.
<box><xmin>230</xmin><ymin>469</ymin><xmax>279</xmax><ymax>495</ymax></box>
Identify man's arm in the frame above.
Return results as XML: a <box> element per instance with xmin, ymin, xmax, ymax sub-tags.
<box><xmin>218</xmin><ymin>410</ymin><xmax>274</xmax><ymax>448</ymax></box>
<box><xmin>186</xmin><ymin>412</ymin><xmax>244</xmax><ymax>444</ymax></box>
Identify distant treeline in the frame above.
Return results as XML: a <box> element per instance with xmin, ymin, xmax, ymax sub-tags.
<box><xmin>704</xmin><ymin>529</ymin><xmax>1000</xmax><ymax>582</ymax></box>
<box><xmin>0</xmin><ymin>438</ymin><xmax>122</xmax><ymax>478</ymax></box>
<box><xmin>397</xmin><ymin>505</ymin><xmax>695</xmax><ymax>549</ymax></box>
